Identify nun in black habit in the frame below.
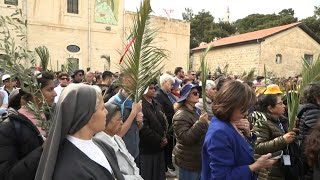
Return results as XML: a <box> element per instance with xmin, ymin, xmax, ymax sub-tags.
<box><xmin>35</xmin><ymin>84</ymin><xmax>124</xmax><ymax>180</ymax></box>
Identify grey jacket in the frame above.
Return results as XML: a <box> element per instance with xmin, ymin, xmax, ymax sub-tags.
<box><xmin>95</xmin><ymin>132</ymin><xmax>143</xmax><ymax>180</ymax></box>
<box><xmin>195</xmin><ymin>96</ymin><xmax>214</xmax><ymax>120</ymax></box>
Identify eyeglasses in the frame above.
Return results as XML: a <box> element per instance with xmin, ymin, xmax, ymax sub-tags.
<box><xmin>77</xmin><ymin>74</ymin><xmax>83</xmax><ymax>76</ymax></box>
<box><xmin>191</xmin><ymin>91</ymin><xmax>199</xmax><ymax>96</ymax></box>
<box><xmin>60</xmin><ymin>77</ymin><xmax>70</xmax><ymax>81</ymax></box>
<box><xmin>276</xmin><ymin>101</ymin><xmax>284</xmax><ymax>105</ymax></box>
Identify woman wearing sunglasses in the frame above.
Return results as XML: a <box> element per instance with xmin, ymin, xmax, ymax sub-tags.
<box><xmin>172</xmin><ymin>84</ymin><xmax>209</xmax><ymax>180</ymax></box>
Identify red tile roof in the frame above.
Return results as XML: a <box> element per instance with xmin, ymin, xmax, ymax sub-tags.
<box><xmin>192</xmin><ymin>22</ymin><xmax>302</xmax><ymax>51</ymax></box>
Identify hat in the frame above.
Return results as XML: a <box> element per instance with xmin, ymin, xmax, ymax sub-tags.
<box><xmin>2</xmin><ymin>74</ymin><xmax>10</xmax><ymax>81</ymax></box>
<box><xmin>255</xmin><ymin>86</ymin><xmax>267</xmax><ymax>96</ymax></box>
<box><xmin>71</xmin><ymin>69</ymin><xmax>84</xmax><ymax>78</ymax></box>
<box><xmin>177</xmin><ymin>84</ymin><xmax>201</xmax><ymax>103</ymax></box>
<box><xmin>264</xmin><ymin>84</ymin><xmax>283</xmax><ymax>94</ymax></box>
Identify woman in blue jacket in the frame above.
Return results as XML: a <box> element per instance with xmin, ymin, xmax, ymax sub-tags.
<box><xmin>202</xmin><ymin>80</ymin><xmax>276</xmax><ymax>180</ymax></box>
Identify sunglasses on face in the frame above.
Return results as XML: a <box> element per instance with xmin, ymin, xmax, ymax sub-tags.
<box><xmin>60</xmin><ymin>77</ymin><xmax>70</xmax><ymax>81</ymax></box>
<box><xmin>191</xmin><ymin>91</ymin><xmax>199</xmax><ymax>96</ymax></box>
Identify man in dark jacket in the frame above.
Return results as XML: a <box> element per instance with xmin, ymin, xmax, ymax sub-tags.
<box><xmin>140</xmin><ymin>81</ymin><xmax>168</xmax><ymax>180</ymax></box>
<box><xmin>155</xmin><ymin>73</ymin><xmax>176</xmax><ymax>176</ymax></box>
<box><xmin>0</xmin><ymin>108</ymin><xmax>44</xmax><ymax>180</ymax></box>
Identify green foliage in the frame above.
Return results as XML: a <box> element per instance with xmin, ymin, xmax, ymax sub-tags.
<box><xmin>120</xmin><ymin>0</ymin><xmax>167</xmax><ymax>103</ymax></box>
<box><xmin>302</xmin><ymin>16</ymin><xmax>320</xmax><ymax>37</ymax></box>
<box><xmin>182</xmin><ymin>8</ymin><xmax>194</xmax><ymax>22</ymax></box>
<box><xmin>200</xmin><ymin>45</ymin><xmax>213</xmax><ymax>112</ymax></box>
<box><xmin>241</xmin><ymin>68</ymin><xmax>255</xmax><ymax>81</ymax></box>
<box><xmin>287</xmin><ymin>56</ymin><xmax>320</xmax><ymax>131</ymax></box>
<box><xmin>235</xmin><ymin>8</ymin><xmax>298</xmax><ymax>34</ymax></box>
<box><xmin>213</xmin><ymin>64</ymin><xmax>229</xmax><ymax>77</ymax></box>
<box><xmin>66</xmin><ymin>57</ymin><xmax>79</xmax><ymax>75</ymax></box>
<box><xmin>0</xmin><ymin>9</ymin><xmax>52</xmax><ymax>135</ymax></box>
<box><xmin>35</xmin><ymin>46</ymin><xmax>50</xmax><ymax>71</ymax></box>
<box><xmin>183</xmin><ymin>9</ymin><xmax>236</xmax><ymax>49</ymax></box>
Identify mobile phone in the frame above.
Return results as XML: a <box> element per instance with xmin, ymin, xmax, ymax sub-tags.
<box><xmin>271</xmin><ymin>150</ymin><xmax>283</xmax><ymax>160</ymax></box>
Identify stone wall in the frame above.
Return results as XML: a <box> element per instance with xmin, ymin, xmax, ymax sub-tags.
<box><xmin>192</xmin><ymin>43</ymin><xmax>260</xmax><ymax>75</ymax></box>
<box><xmin>0</xmin><ymin>0</ymin><xmax>190</xmax><ymax>73</ymax></box>
<box><xmin>259</xmin><ymin>27</ymin><xmax>320</xmax><ymax>77</ymax></box>
<box><xmin>125</xmin><ymin>12</ymin><xmax>190</xmax><ymax>73</ymax></box>
<box><xmin>192</xmin><ymin>27</ymin><xmax>320</xmax><ymax>77</ymax></box>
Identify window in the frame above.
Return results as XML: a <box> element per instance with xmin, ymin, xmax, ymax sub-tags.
<box><xmin>304</xmin><ymin>54</ymin><xmax>313</xmax><ymax>65</ymax></box>
<box><xmin>275</xmin><ymin>54</ymin><xmax>282</xmax><ymax>64</ymax></box>
<box><xmin>66</xmin><ymin>45</ymin><xmax>80</xmax><ymax>53</ymax></box>
<box><xmin>67</xmin><ymin>0</ymin><xmax>78</xmax><ymax>14</ymax></box>
<box><xmin>4</xmin><ymin>0</ymin><xmax>18</xmax><ymax>6</ymax></box>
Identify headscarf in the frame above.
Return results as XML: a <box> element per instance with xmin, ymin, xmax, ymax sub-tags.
<box><xmin>35</xmin><ymin>83</ymin><xmax>98</xmax><ymax>180</ymax></box>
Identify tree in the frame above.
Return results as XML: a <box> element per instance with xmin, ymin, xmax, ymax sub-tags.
<box><xmin>235</xmin><ymin>9</ymin><xmax>297</xmax><ymax>34</ymax></box>
<box><xmin>302</xmin><ymin>6</ymin><xmax>320</xmax><ymax>37</ymax></box>
<box><xmin>183</xmin><ymin>9</ymin><xmax>236</xmax><ymax>49</ymax></box>
<box><xmin>182</xmin><ymin>8</ymin><xmax>194</xmax><ymax>22</ymax></box>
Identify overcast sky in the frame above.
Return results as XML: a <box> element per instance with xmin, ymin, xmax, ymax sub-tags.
<box><xmin>125</xmin><ymin>0</ymin><xmax>319</xmax><ymax>22</ymax></box>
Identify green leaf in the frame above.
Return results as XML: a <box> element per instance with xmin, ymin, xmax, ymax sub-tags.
<box><xmin>119</xmin><ymin>0</ymin><xmax>168</xmax><ymax>103</ymax></box>
<box><xmin>200</xmin><ymin>45</ymin><xmax>213</xmax><ymax>112</ymax></box>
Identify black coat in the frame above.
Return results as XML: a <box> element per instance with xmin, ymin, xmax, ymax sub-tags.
<box><xmin>53</xmin><ymin>139</ymin><xmax>125</xmax><ymax>180</ymax></box>
<box><xmin>155</xmin><ymin>89</ymin><xmax>174</xmax><ymax>128</ymax></box>
<box><xmin>0</xmin><ymin>108</ymin><xmax>44</xmax><ymax>180</ymax></box>
<box><xmin>140</xmin><ymin>97</ymin><xmax>167</xmax><ymax>154</ymax></box>
<box><xmin>295</xmin><ymin>103</ymin><xmax>320</xmax><ymax>179</ymax></box>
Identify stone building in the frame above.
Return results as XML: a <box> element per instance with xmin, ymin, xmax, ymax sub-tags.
<box><xmin>191</xmin><ymin>22</ymin><xmax>320</xmax><ymax>77</ymax></box>
<box><xmin>0</xmin><ymin>0</ymin><xmax>190</xmax><ymax>72</ymax></box>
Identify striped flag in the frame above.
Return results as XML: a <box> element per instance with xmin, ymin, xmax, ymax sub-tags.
<box><xmin>119</xmin><ymin>33</ymin><xmax>135</xmax><ymax>64</ymax></box>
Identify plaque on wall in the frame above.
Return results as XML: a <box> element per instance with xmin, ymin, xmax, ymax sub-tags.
<box><xmin>4</xmin><ymin>0</ymin><xmax>18</xmax><ymax>6</ymax></box>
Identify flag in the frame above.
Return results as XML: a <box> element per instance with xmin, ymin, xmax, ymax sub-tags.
<box><xmin>119</xmin><ymin>33</ymin><xmax>135</xmax><ymax>64</ymax></box>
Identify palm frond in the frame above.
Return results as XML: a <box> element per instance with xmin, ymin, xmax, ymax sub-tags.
<box><xmin>120</xmin><ymin>0</ymin><xmax>167</xmax><ymax>103</ymax></box>
<box><xmin>287</xmin><ymin>55</ymin><xmax>320</xmax><ymax>131</ymax></box>
<box><xmin>35</xmin><ymin>46</ymin><xmax>50</xmax><ymax>71</ymax></box>
<box><xmin>264</xmin><ymin>64</ymin><xmax>267</xmax><ymax>87</ymax></box>
<box><xmin>66</xmin><ymin>58</ymin><xmax>78</xmax><ymax>75</ymax></box>
<box><xmin>242</xmin><ymin>68</ymin><xmax>255</xmax><ymax>81</ymax></box>
<box><xmin>200</xmin><ymin>45</ymin><xmax>213</xmax><ymax>113</ymax></box>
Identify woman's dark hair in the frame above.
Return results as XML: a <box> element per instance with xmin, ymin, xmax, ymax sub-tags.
<box><xmin>304</xmin><ymin>121</ymin><xmax>320</xmax><ymax>166</ymax></box>
<box><xmin>37</xmin><ymin>72</ymin><xmax>54</xmax><ymax>89</ymax></box>
<box><xmin>303</xmin><ymin>83</ymin><xmax>320</xmax><ymax>105</ymax></box>
<box><xmin>255</xmin><ymin>94</ymin><xmax>280</xmax><ymax>113</ymax></box>
<box><xmin>8</xmin><ymin>89</ymin><xmax>33</xmax><ymax>110</ymax></box>
<box><xmin>213</xmin><ymin>80</ymin><xmax>256</xmax><ymax>121</ymax></box>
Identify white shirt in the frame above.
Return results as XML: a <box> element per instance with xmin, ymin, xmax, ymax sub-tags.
<box><xmin>67</xmin><ymin>135</ymin><xmax>113</xmax><ymax>173</ymax></box>
<box><xmin>54</xmin><ymin>85</ymin><xmax>64</xmax><ymax>103</ymax></box>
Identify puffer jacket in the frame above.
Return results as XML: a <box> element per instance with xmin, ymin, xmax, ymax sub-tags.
<box><xmin>0</xmin><ymin>108</ymin><xmax>44</xmax><ymax>180</ymax></box>
<box><xmin>295</xmin><ymin>103</ymin><xmax>320</xmax><ymax>180</ymax></box>
<box><xmin>172</xmin><ymin>105</ymin><xmax>208</xmax><ymax>171</ymax></box>
<box><xmin>252</xmin><ymin>112</ymin><xmax>290</xmax><ymax>180</ymax></box>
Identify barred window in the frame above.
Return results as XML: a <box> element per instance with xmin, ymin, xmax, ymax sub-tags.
<box><xmin>304</xmin><ymin>54</ymin><xmax>313</xmax><ymax>65</ymax></box>
<box><xmin>67</xmin><ymin>0</ymin><xmax>79</xmax><ymax>14</ymax></box>
<box><xmin>4</xmin><ymin>0</ymin><xmax>18</xmax><ymax>6</ymax></box>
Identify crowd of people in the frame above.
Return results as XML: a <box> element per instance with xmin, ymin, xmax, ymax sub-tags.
<box><xmin>0</xmin><ymin>66</ymin><xmax>319</xmax><ymax>180</ymax></box>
